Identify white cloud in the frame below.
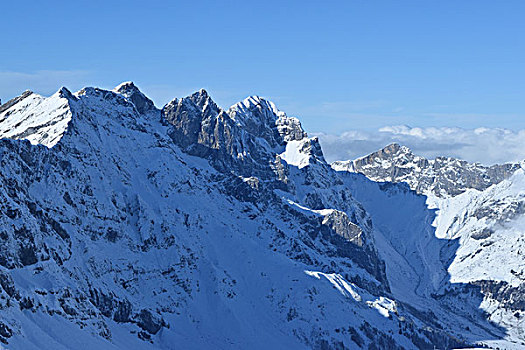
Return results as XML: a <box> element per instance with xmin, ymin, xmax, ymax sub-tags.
<box><xmin>315</xmin><ymin>126</ymin><xmax>525</xmax><ymax>165</ymax></box>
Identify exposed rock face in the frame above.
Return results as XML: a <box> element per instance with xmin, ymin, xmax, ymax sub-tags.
<box><xmin>161</xmin><ymin>91</ymin><xmax>309</xmax><ymax>187</ymax></box>
<box><xmin>321</xmin><ymin>210</ymin><xmax>363</xmax><ymax>246</ymax></box>
<box><xmin>0</xmin><ymin>83</ymin><xmax>518</xmax><ymax>349</ymax></box>
<box><xmin>276</xmin><ymin>115</ymin><xmax>307</xmax><ymax>141</ymax></box>
<box><xmin>113</xmin><ymin>81</ymin><xmax>156</xmax><ymax>114</ymax></box>
<box><xmin>333</xmin><ymin>142</ymin><xmax>520</xmax><ymax>197</ymax></box>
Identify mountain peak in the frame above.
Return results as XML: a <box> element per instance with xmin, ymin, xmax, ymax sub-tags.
<box><xmin>113</xmin><ymin>81</ymin><xmax>137</xmax><ymax>91</ymax></box>
<box><xmin>384</xmin><ymin>142</ymin><xmax>401</xmax><ymax>150</ymax></box>
<box><xmin>192</xmin><ymin>88</ymin><xmax>209</xmax><ymax>98</ymax></box>
<box><xmin>58</xmin><ymin>86</ymin><xmax>75</xmax><ymax>100</ymax></box>
<box><xmin>0</xmin><ymin>88</ymin><xmax>73</xmax><ymax>147</ymax></box>
<box><xmin>228</xmin><ymin>95</ymin><xmax>285</xmax><ymax>129</ymax></box>
<box><xmin>186</xmin><ymin>88</ymin><xmax>221</xmax><ymax>117</ymax></box>
<box><xmin>0</xmin><ymin>90</ymin><xmax>34</xmax><ymax>114</ymax></box>
<box><xmin>380</xmin><ymin>142</ymin><xmax>413</xmax><ymax>155</ymax></box>
<box><xmin>242</xmin><ymin>95</ymin><xmax>264</xmax><ymax>105</ymax></box>
<box><xmin>232</xmin><ymin>95</ymin><xmax>283</xmax><ymax>117</ymax></box>
<box><xmin>113</xmin><ymin>81</ymin><xmax>156</xmax><ymax>114</ymax></box>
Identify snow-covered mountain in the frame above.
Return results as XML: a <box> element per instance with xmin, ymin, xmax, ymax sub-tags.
<box><xmin>332</xmin><ymin>142</ymin><xmax>520</xmax><ymax>197</ymax></box>
<box><xmin>0</xmin><ymin>83</ymin><xmax>522</xmax><ymax>349</ymax></box>
<box><xmin>333</xmin><ymin>143</ymin><xmax>525</xmax><ymax>348</ymax></box>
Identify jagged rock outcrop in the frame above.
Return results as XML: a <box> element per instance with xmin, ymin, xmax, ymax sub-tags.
<box><xmin>321</xmin><ymin>210</ymin><xmax>363</xmax><ymax>246</ymax></box>
<box><xmin>113</xmin><ymin>82</ymin><xmax>156</xmax><ymax>115</ymax></box>
<box><xmin>333</xmin><ymin>142</ymin><xmax>520</xmax><ymax>197</ymax></box>
<box><xmin>161</xmin><ymin>91</ymin><xmax>308</xmax><ymax>187</ymax></box>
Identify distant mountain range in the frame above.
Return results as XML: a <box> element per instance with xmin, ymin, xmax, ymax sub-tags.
<box><xmin>0</xmin><ymin>83</ymin><xmax>522</xmax><ymax>349</ymax></box>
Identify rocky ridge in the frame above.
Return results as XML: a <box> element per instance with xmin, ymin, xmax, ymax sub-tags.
<box><xmin>332</xmin><ymin>142</ymin><xmax>520</xmax><ymax>197</ymax></box>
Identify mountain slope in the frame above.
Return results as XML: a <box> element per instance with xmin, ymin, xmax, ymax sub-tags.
<box><xmin>0</xmin><ymin>84</ymin><xmax>519</xmax><ymax>349</ymax></box>
<box><xmin>333</xmin><ymin>143</ymin><xmax>525</xmax><ymax>348</ymax></box>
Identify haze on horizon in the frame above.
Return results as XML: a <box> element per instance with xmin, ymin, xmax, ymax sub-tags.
<box><xmin>1</xmin><ymin>0</ymin><xmax>524</xmax><ymax>164</ymax></box>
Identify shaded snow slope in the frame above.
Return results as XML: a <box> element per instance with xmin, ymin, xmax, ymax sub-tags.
<box><xmin>334</xmin><ymin>144</ymin><xmax>525</xmax><ymax>347</ymax></box>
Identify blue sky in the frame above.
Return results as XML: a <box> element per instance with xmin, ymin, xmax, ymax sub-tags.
<box><xmin>1</xmin><ymin>1</ymin><xmax>524</xmax><ymax>162</ymax></box>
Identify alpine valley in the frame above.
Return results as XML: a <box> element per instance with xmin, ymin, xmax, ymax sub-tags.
<box><xmin>0</xmin><ymin>83</ymin><xmax>523</xmax><ymax>349</ymax></box>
